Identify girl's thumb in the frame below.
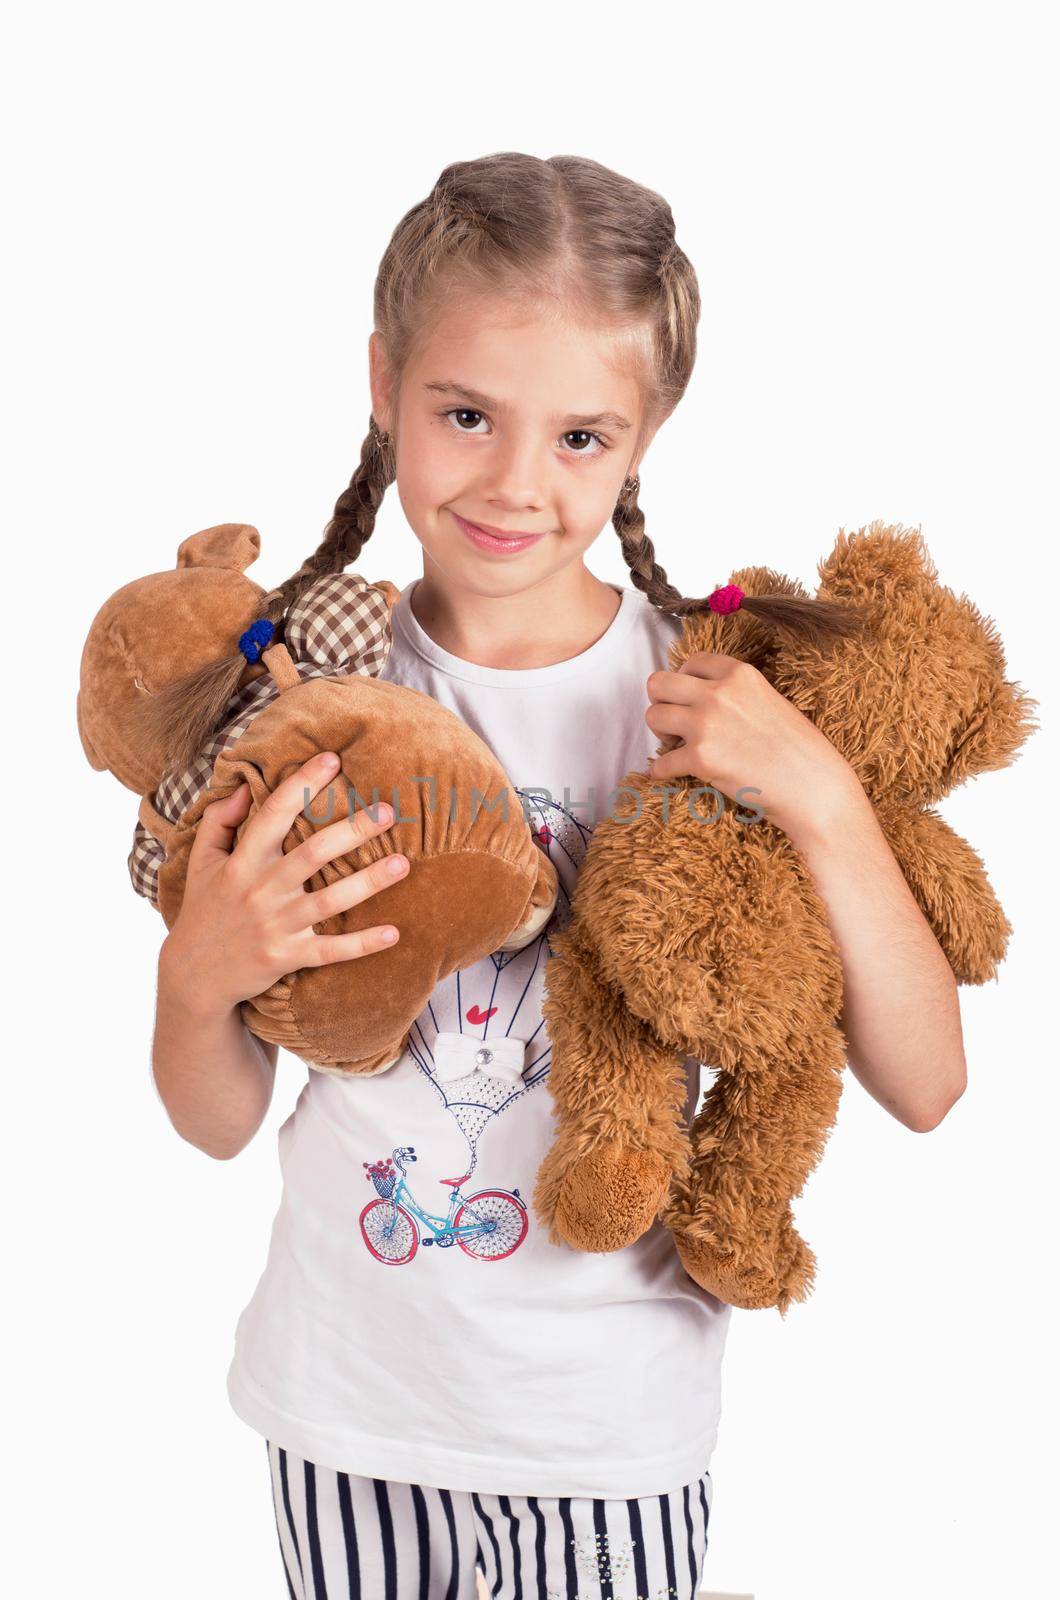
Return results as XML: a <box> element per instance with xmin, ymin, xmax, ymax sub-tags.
<box><xmin>194</xmin><ymin>781</ymin><xmax>253</xmax><ymax>852</ymax></box>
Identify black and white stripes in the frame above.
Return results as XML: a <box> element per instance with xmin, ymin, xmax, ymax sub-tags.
<box><xmin>267</xmin><ymin>1439</ymin><xmax>712</xmax><ymax>1600</ymax></box>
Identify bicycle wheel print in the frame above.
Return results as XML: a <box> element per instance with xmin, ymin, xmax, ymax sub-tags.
<box><xmin>454</xmin><ymin>1190</ymin><xmax>529</xmax><ymax>1260</ymax></box>
<box><xmin>360</xmin><ymin>1198</ymin><xmax>419</xmax><ymax>1264</ymax></box>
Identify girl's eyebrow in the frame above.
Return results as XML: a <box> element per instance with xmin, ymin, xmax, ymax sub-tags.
<box><xmin>424</xmin><ymin>379</ymin><xmax>632</xmax><ymax>432</ymax></box>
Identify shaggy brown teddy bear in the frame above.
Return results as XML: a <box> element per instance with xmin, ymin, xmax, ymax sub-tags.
<box><xmin>533</xmin><ymin>522</ymin><xmax>1036</xmax><ymax>1314</ymax></box>
<box><xmin>77</xmin><ymin>523</ymin><xmax>558</xmax><ymax>1077</ymax></box>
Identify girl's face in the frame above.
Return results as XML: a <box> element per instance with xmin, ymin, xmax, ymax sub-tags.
<box><xmin>369</xmin><ymin>292</ymin><xmax>651</xmax><ymax>596</ymax></box>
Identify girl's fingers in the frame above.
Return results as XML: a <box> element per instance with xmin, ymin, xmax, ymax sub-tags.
<box><xmin>277</xmin><ymin>793</ymin><xmax>398</xmax><ymax>893</ymax></box>
<box><xmin>231</xmin><ymin>752</ymin><xmax>345</xmax><ymax>873</ymax></box>
<box><xmin>189</xmin><ymin>781</ymin><xmax>254</xmax><ymax>864</ymax></box>
<box><xmin>295</xmin><ymin>848</ymin><xmax>409</xmax><ymax>930</ymax></box>
<box><xmin>301</xmin><ymin>922</ymin><xmax>400</xmax><ymax>968</ymax></box>
<box><xmin>668</xmin><ymin>652</ymin><xmax>741</xmax><ymax>684</ymax></box>
<box><xmin>647</xmin><ymin>658</ymin><xmax>745</xmax><ymax>709</ymax></box>
<box><xmin>645</xmin><ymin>700</ymin><xmax>695</xmax><ymax>742</ymax></box>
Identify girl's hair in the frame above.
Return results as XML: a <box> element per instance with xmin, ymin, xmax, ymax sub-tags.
<box><xmin>139</xmin><ymin>151</ymin><xmax>860</xmax><ymax>774</ymax></box>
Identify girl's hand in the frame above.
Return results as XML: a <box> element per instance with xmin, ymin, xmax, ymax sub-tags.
<box><xmin>644</xmin><ymin>655</ymin><xmax>859</xmax><ymax>842</ymax></box>
<box><xmin>161</xmin><ymin>751</ymin><xmax>408</xmax><ymax>1015</ymax></box>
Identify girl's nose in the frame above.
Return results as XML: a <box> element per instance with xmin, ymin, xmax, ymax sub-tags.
<box><xmin>482</xmin><ymin>432</ymin><xmax>548</xmax><ymax>514</ymax></box>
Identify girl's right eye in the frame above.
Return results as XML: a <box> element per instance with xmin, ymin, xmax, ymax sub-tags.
<box><xmin>442</xmin><ymin>407</ymin><xmax>490</xmax><ymax>434</ymax></box>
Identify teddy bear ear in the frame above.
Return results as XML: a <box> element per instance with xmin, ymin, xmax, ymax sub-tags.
<box><xmin>938</xmin><ymin>621</ymin><xmax>1039</xmax><ymax>790</ymax></box>
<box><xmin>176</xmin><ymin>523</ymin><xmax>260</xmax><ymax>572</ymax></box>
<box><xmin>817</xmin><ymin>521</ymin><xmax>938</xmax><ymax>601</ymax></box>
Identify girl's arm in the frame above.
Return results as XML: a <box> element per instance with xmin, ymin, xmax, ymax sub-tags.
<box><xmin>783</xmin><ymin>774</ymin><xmax>966</xmax><ymax>1132</ymax></box>
<box><xmin>152</xmin><ymin>942</ymin><xmax>279</xmax><ymax>1160</ymax></box>
<box><xmin>148</xmin><ymin>752</ymin><xmax>407</xmax><ymax>1160</ymax></box>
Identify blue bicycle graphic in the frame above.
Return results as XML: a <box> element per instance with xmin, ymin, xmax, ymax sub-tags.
<box><xmin>360</xmin><ymin>1145</ymin><xmax>529</xmax><ymax>1264</ymax></box>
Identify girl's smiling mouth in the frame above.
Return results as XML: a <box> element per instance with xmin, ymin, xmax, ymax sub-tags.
<box><xmin>451</xmin><ymin>511</ymin><xmax>549</xmax><ymax>553</ymax></box>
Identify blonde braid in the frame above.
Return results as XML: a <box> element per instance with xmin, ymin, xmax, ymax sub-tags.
<box><xmin>612</xmin><ymin>478</ymin><xmax>862</xmax><ymax>643</ymax></box>
<box><xmin>612</xmin><ymin>477</ymin><xmax>693</xmax><ymax>614</ymax></box>
<box><xmin>259</xmin><ymin>415</ymin><xmax>394</xmax><ymax>617</ymax></box>
<box><xmin>131</xmin><ymin>415</ymin><xmax>395</xmax><ymax>776</ymax></box>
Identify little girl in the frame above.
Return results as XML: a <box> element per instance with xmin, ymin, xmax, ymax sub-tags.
<box><xmin>151</xmin><ymin>152</ymin><xmax>967</xmax><ymax>1600</ymax></box>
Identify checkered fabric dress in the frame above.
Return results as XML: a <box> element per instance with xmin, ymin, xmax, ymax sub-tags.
<box><xmin>128</xmin><ymin>572</ymin><xmax>394</xmax><ymax>908</ymax></box>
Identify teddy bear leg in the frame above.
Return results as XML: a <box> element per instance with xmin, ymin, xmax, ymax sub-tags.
<box><xmin>533</xmin><ymin>926</ymin><xmax>692</xmax><ymax>1254</ymax></box>
<box><xmin>660</xmin><ymin>1039</ymin><xmax>844</xmax><ymax>1313</ymax></box>
<box><xmin>539</xmin><ymin>1138</ymin><xmax>675</xmax><ymax>1254</ymax></box>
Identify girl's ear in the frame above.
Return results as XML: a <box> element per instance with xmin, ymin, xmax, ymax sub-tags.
<box><xmin>630</xmin><ymin>415</ymin><xmax>664</xmax><ymax>476</ymax></box>
<box><xmin>368</xmin><ymin>331</ymin><xmax>396</xmax><ymax>432</ymax></box>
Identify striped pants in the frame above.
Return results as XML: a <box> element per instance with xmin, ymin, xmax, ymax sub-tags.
<box><xmin>267</xmin><ymin>1439</ymin><xmax>713</xmax><ymax>1600</ymax></box>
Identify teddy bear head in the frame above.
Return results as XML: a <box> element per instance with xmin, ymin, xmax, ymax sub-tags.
<box><xmin>782</xmin><ymin>522</ymin><xmax>1036</xmax><ymax>807</ymax></box>
<box><xmin>77</xmin><ymin>521</ymin><xmax>403</xmax><ymax>798</ymax></box>
<box><xmin>666</xmin><ymin>523</ymin><xmax>1035</xmax><ymax>811</ymax></box>
<box><xmin>76</xmin><ymin>523</ymin><xmax>269</xmax><ymax>795</ymax></box>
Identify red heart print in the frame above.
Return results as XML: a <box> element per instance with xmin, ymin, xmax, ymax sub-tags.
<box><xmin>466</xmin><ymin>1005</ymin><xmax>497</xmax><ymax>1025</ymax></box>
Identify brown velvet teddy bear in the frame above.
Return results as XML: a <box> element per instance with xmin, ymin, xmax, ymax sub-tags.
<box><xmin>77</xmin><ymin>522</ymin><xmax>558</xmax><ymax>1078</ymax></box>
<box><xmin>533</xmin><ymin>522</ymin><xmax>1036</xmax><ymax>1314</ymax></box>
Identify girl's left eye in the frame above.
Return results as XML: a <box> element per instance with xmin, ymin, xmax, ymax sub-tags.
<box><xmin>441</xmin><ymin>409</ymin><xmax>609</xmax><ymax>456</ymax></box>
<box><xmin>443</xmin><ymin>407</ymin><xmax>490</xmax><ymax>434</ymax></box>
<box><xmin>561</xmin><ymin>429</ymin><xmax>609</xmax><ymax>456</ymax></box>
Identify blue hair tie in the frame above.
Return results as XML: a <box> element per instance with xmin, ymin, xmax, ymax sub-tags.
<box><xmin>239</xmin><ymin>617</ymin><xmax>275</xmax><ymax>663</ymax></box>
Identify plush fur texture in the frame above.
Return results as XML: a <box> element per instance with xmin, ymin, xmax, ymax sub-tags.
<box><xmin>77</xmin><ymin>524</ymin><xmax>558</xmax><ymax>1077</ymax></box>
<box><xmin>533</xmin><ymin>523</ymin><xmax>1037</xmax><ymax>1315</ymax></box>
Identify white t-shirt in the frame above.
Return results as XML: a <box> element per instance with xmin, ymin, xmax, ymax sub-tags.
<box><xmin>226</xmin><ymin>577</ymin><xmax>733</xmax><ymax>1498</ymax></box>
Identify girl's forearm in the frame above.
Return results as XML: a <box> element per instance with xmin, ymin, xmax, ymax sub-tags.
<box><xmin>152</xmin><ymin>936</ymin><xmax>277</xmax><ymax>1160</ymax></box>
<box><xmin>781</xmin><ymin>775</ymin><xmax>967</xmax><ymax>1133</ymax></box>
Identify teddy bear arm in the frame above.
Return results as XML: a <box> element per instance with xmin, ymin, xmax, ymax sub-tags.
<box><xmin>878</xmin><ymin>806</ymin><xmax>1013</xmax><ymax>984</ymax></box>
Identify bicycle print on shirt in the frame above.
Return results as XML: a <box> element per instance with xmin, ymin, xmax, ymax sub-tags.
<box><xmin>358</xmin><ymin>789</ymin><xmax>590</xmax><ymax>1268</ymax></box>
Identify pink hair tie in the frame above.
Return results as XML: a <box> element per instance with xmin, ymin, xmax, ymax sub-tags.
<box><xmin>707</xmin><ymin>583</ymin><xmax>744</xmax><ymax>615</ymax></box>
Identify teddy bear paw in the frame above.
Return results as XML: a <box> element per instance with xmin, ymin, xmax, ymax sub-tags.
<box><xmin>672</xmin><ymin>1218</ymin><xmax>815</xmax><ymax>1312</ymax></box>
<box><xmin>548</xmin><ymin>1143</ymin><xmax>672</xmax><ymax>1253</ymax></box>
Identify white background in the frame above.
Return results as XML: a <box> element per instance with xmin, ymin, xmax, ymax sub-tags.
<box><xmin>4</xmin><ymin>4</ymin><xmax>1056</xmax><ymax>1597</ymax></box>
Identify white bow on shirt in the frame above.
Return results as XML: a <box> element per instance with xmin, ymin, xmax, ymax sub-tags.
<box><xmin>431</xmin><ymin>1031</ymin><xmax>527</xmax><ymax>1087</ymax></box>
